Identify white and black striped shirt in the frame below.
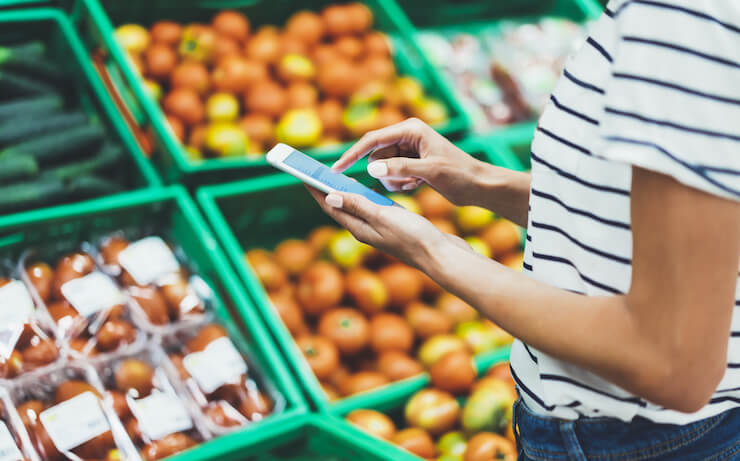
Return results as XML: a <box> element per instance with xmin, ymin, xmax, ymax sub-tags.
<box><xmin>513</xmin><ymin>0</ymin><xmax>740</xmax><ymax>423</ymax></box>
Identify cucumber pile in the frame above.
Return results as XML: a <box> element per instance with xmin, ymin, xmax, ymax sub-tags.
<box><xmin>0</xmin><ymin>41</ymin><xmax>134</xmax><ymax>214</ymax></box>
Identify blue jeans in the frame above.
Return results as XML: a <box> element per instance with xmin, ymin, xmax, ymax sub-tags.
<box><xmin>513</xmin><ymin>398</ymin><xmax>740</xmax><ymax>460</ymax></box>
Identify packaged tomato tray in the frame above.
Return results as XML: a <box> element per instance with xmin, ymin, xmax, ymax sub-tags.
<box><xmin>161</xmin><ymin>316</ymin><xmax>284</xmax><ymax>435</ymax></box>
<box><xmin>94</xmin><ymin>342</ymin><xmax>209</xmax><ymax>460</ymax></box>
<box><xmin>96</xmin><ymin>233</ymin><xmax>212</xmax><ymax>334</ymax></box>
<box><xmin>0</xmin><ymin>264</ymin><xmax>61</xmax><ymax>380</ymax></box>
<box><xmin>19</xmin><ymin>246</ymin><xmax>145</xmax><ymax>361</ymax></box>
<box><xmin>8</xmin><ymin>361</ymin><xmax>138</xmax><ymax>461</ymax></box>
<box><xmin>0</xmin><ymin>387</ymin><xmax>39</xmax><ymax>461</ymax></box>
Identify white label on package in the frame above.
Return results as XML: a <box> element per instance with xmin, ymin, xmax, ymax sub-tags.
<box><xmin>183</xmin><ymin>337</ymin><xmax>247</xmax><ymax>393</ymax></box>
<box><xmin>118</xmin><ymin>236</ymin><xmax>180</xmax><ymax>286</ymax></box>
<box><xmin>130</xmin><ymin>391</ymin><xmax>193</xmax><ymax>440</ymax></box>
<box><xmin>0</xmin><ymin>281</ymin><xmax>32</xmax><ymax>359</ymax></box>
<box><xmin>0</xmin><ymin>281</ymin><xmax>34</xmax><ymax>324</ymax></box>
<box><xmin>40</xmin><ymin>391</ymin><xmax>109</xmax><ymax>452</ymax></box>
<box><xmin>61</xmin><ymin>272</ymin><xmax>123</xmax><ymax>317</ymax></box>
<box><xmin>0</xmin><ymin>421</ymin><xmax>22</xmax><ymax>461</ymax></box>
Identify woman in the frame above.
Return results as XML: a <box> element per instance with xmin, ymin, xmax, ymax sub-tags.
<box><xmin>308</xmin><ymin>0</ymin><xmax>740</xmax><ymax>458</ymax></box>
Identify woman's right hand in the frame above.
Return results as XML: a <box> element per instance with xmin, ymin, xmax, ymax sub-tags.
<box><xmin>331</xmin><ymin>118</ymin><xmax>483</xmax><ymax>205</ymax></box>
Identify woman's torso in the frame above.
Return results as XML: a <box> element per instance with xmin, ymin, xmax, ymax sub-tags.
<box><xmin>513</xmin><ymin>0</ymin><xmax>740</xmax><ymax>424</ymax></box>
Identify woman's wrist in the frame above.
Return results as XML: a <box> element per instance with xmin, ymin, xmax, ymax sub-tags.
<box><xmin>464</xmin><ymin>161</ymin><xmax>531</xmax><ymax>227</ymax></box>
<box><xmin>417</xmin><ymin>234</ymin><xmax>463</xmax><ymax>288</ymax></box>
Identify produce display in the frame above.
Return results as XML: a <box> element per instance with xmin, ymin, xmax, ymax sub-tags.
<box><xmin>0</xmin><ymin>232</ymin><xmax>283</xmax><ymax>461</ymax></box>
<box><xmin>0</xmin><ymin>275</ymin><xmax>59</xmax><ymax>379</ymax></box>
<box><xmin>345</xmin><ymin>359</ymin><xmax>518</xmax><ymax>460</ymax></box>
<box><xmin>0</xmin><ymin>41</ymin><xmax>145</xmax><ymax>214</ymax></box>
<box><xmin>97</xmin><ymin>234</ymin><xmax>207</xmax><ymax>332</ymax></box>
<box><xmin>246</xmin><ymin>186</ymin><xmax>521</xmax><ymax>401</ymax></box>
<box><xmin>10</xmin><ymin>363</ymin><xmax>136</xmax><ymax>461</ymax></box>
<box><xmin>23</xmin><ymin>248</ymin><xmax>142</xmax><ymax>359</ymax></box>
<box><xmin>113</xmin><ymin>3</ymin><xmax>449</xmax><ymax>160</ymax></box>
<box><xmin>96</xmin><ymin>345</ymin><xmax>205</xmax><ymax>460</ymax></box>
<box><xmin>417</xmin><ymin>18</ymin><xmax>585</xmax><ymax>133</ymax></box>
<box><xmin>0</xmin><ymin>388</ymin><xmax>36</xmax><ymax>461</ymax></box>
<box><xmin>163</xmin><ymin>320</ymin><xmax>275</xmax><ymax>433</ymax></box>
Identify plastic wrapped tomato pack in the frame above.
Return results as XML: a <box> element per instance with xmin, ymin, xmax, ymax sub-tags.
<box><xmin>20</xmin><ymin>247</ymin><xmax>144</xmax><ymax>360</ymax></box>
<box><xmin>162</xmin><ymin>316</ymin><xmax>283</xmax><ymax>435</ymax></box>
<box><xmin>8</xmin><ymin>361</ymin><xmax>138</xmax><ymax>461</ymax></box>
<box><xmin>0</xmin><ymin>263</ymin><xmax>60</xmax><ymax>380</ymax></box>
<box><xmin>96</xmin><ymin>233</ymin><xmax>210</xmax><ymax>334</ymax></box>
<box><xmin>0</xmin><ymin>387</ymin><xmax>39</xmax><ymax>461</ymax></box>
<box><xmin>95</xmin><ymin>343</ymin><xmax>208</xmax><ymax>461</ymax></box>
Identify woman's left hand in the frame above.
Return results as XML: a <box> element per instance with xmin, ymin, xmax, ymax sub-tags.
<box><xmin>306</xmin><ymin>186</ymin><xmax>450</xmax><ymax>268</ymax></box>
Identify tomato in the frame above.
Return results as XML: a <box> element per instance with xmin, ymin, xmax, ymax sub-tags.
<box><xmin>486</xmin><ymin>362</ymin><xmax>513</xmax><ymax>383</ymax></box>
<box><xmin>296</xmin><ymin>261</ymin><xmax>344</xmax><ymax>316</ymax></box>
<box><xmin>430</xmin><ymin>350</ymin><xmax>476</xmax><ymax>394</ymax></box>
<box><xmin>296</xmin><ymin>335</ymin><xmax>339</xmax><ymax>380</ymax></box>
<box><xmin>318</xmin><ymin>308</ymin><xmax>369</xmax><ymax>355</ymax></box>
<box><xmin>369</xmin><ymin>313</ymin><xmax>414</xmax><ymax>353</ymax></box>
<box><xmin>405</xmin><ymin>301</ymin><xmax>453</xmax><ymax>339</ymax></box>
<box><xmin>463</xmin><ymin>432</ymin><xmax>516</xmax><ymax>461</ymax></box>
<box><xmin>346</xmin><ymin>409</ymin><xmax>396</xmax><ymax>440</ymax></box>
<box><xmin>269</xmin><ymin>291</ymin><xmax>307</xmax><ymax>336</ymax></box>
<box><xmin>405</xmin><ymin>389</ymin><xmax>460</xmax><ymax>435</ymax></box>
<box><xmin>378</xmin><ymin>264</ymin><xmax>423</xmax><ymax>307</ymax></box>
<box><xmin>340</xmin><ymin>371</ymin><xmax>389</xmax><ymax>396</ymax></box>
<box><xmin>377</xmin><ymin>351</ymin><xmax>424</xmax><ymax>381</ymax></box>
<box><xmin>393</xmin><ymin>428</ymin><xmax>437</xmax><ymax>458</ymax></box>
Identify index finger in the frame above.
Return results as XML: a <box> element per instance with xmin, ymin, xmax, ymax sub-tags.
<box><xmin>331</xmin><ymin>119</ymin><xmax>417</xmax><ymax>172</ymax></box>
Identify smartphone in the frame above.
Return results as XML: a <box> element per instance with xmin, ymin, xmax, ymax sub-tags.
<box><xmin>266</xmin><ymin>143</ymin><xmax>396</xmax><ymax>207</ymax></box>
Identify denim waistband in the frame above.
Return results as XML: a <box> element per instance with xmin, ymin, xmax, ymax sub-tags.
<box><xmin>513</xmin><ymin>398</ymin><xmax>740</xmax><ymax>461</ymax></box>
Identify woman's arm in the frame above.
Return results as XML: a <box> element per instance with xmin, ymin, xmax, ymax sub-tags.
<box><xmin>309</xmin><ymin>167</ymin><xmax>740</xmax><ymax>412</ymax></box>
<box><xmin>331</xmin><ymin>118</ymin><xmax>532</xmax><ymax>226</ymax></box>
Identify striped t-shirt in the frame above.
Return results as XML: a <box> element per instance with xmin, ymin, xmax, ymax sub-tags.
<box><xmin>513</xmin><ymin>0</ymin><xmax>740</xmax><ymax>424</ymax></box>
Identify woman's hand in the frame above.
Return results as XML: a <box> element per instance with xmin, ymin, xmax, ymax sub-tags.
<box><xmin>333</xmin><ymin>118</ymin><xmax>533</xmax><ymax>226</ymax></box>
<box><xmin>306</xmin><ymin>186</ymin><xmax>452</xmax><ymax>268</ymax></box>
<box><xmin>332</xmin><ymin>118</ymin><xmax>483</xmax><ymax>204</ymax></box>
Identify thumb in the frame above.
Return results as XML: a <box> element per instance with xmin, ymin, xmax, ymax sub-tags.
<box><xmin>368</xmin><ymin>157</ymin><xmax>435</xmax><ymax>181</ymax></box>
<box><xmin>325</xmin><ymin>192</ymin><xmax>378</xmax><ymax>222</ymax></box>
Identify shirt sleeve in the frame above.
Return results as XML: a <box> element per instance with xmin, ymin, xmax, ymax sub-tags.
<box><xmin>597</xmin><ymin>0</ymin><xmax>740</xmax><ymax>201</ymax></box>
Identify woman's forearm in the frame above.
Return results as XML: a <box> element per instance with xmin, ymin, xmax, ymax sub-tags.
<box><xmin>458</xmin><ymin>160</ymin><xmax>531</xmax><ymax>227</ymax></box>
<box><xmin>420</xmin><ymin>239</ymin><xmax>725</xmax><ymax>412</ymax></box>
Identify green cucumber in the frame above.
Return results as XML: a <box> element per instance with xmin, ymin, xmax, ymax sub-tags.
<box><xmin>0</xmin><ymin>124</ymin><xmax>105</xmax><ymax>163</ymax></box>
<box><xmin>0</xmin><ymin>94</ymin><xmax>63</xmax><ymax>121</ymax></box>
<box><xmin>0</xmin><ymin>176</ymin><xmax>64</xmax><ymax>213</ymax></box>
<box><xmin>0</xmin><ymin>70</ymin><xmax>56</xmax><ymax>96</ymax></box>
<box><xmin>0</xmin><ymin>44</ymin><xmax>61</xmax><ymax>83</ymax></box>
<box><xmin>0</xmin><ymin>154</ymin><xmax>38</xmax><ymax>182</ymax></box>
<box><xmin>0</xmin><ymin>111</ymin><xmax>88</xmax><ymax>146</ymax></box>
<box><xmin>44</xmin><ymin>143</ymin><xmax>123</xmax><ymax>180</ymax></box>
<box><xmin>5</xmin><ymin>42</ymin><xmax>45</xmax><ymax>58</ymax></box>
<box><xmin>66</xmin><ymin>175</ymin><xmax>122</xmax><ymax>198</ymax></box>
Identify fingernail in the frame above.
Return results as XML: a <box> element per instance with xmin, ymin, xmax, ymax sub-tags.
<box><xmin>402</xmin><ymin>183</ymin><xmax>416</xmax><ymax>191</ymax></box>
<box><xmin>325</xmin><ymin>194</ymin><xmax>343</xmax><ymax>208</ymax></box>
<box><xmin>367</xmin><ymin>162</ymin><xmax>388</xmax><ymax>178</ymax></box>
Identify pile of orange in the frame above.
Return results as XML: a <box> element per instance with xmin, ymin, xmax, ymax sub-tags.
<box><xmin>246</xmin><ymin>186</ymin><xmax>522</xmax><ymax>400</ymax></box>
<box><xmin>346</xmin><ymin>360</ymin><xmax>518</xmax><ymax>460</ymax></box>
<box><xmin>115</xmin><ymin>3</ymin><xmax>448</xmax><ymax>160</ymax></box>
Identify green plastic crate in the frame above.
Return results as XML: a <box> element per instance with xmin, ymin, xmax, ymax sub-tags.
<box><xmin>0</xmin><ymin>1</ymin><xmax>51</xmax><ymax>8</ymax></box>
<box><xmin>0</xmin><ymin>8</ymin><xmax>161</xmax><ymax>219</ymax></box>
<box><xmin>196</xmin><ymin>138</ymin><xmax>520</xmax><ymax>412</ymax></box>
<box><xmin>394</xmin><ymin>0</ymin><xmax>603</xmax><ymax>148</ymax></box>
<box><xmin>68</xmin><ymin>0</ymin><xmax>468</xmax><ymax>186</ymax></box>
<box><xmin>232</xmin><ymin>413</ymin><xmax>407</xmax><ymax>460</ymax></box>
<box><xmin>0</xmin><ymin>185</ymin><xmax>308</xmax><ymax>461</ymax></box>
<box><xmin>332</xmin><ymin>348</ymin><xmax>511</xmax><ymax>460</ymax></box>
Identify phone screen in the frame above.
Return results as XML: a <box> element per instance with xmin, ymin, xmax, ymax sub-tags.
<box><xmin>283</xmin><ymin>149</ymin><xmax>395</xmax><ymax>206</ymax></box>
